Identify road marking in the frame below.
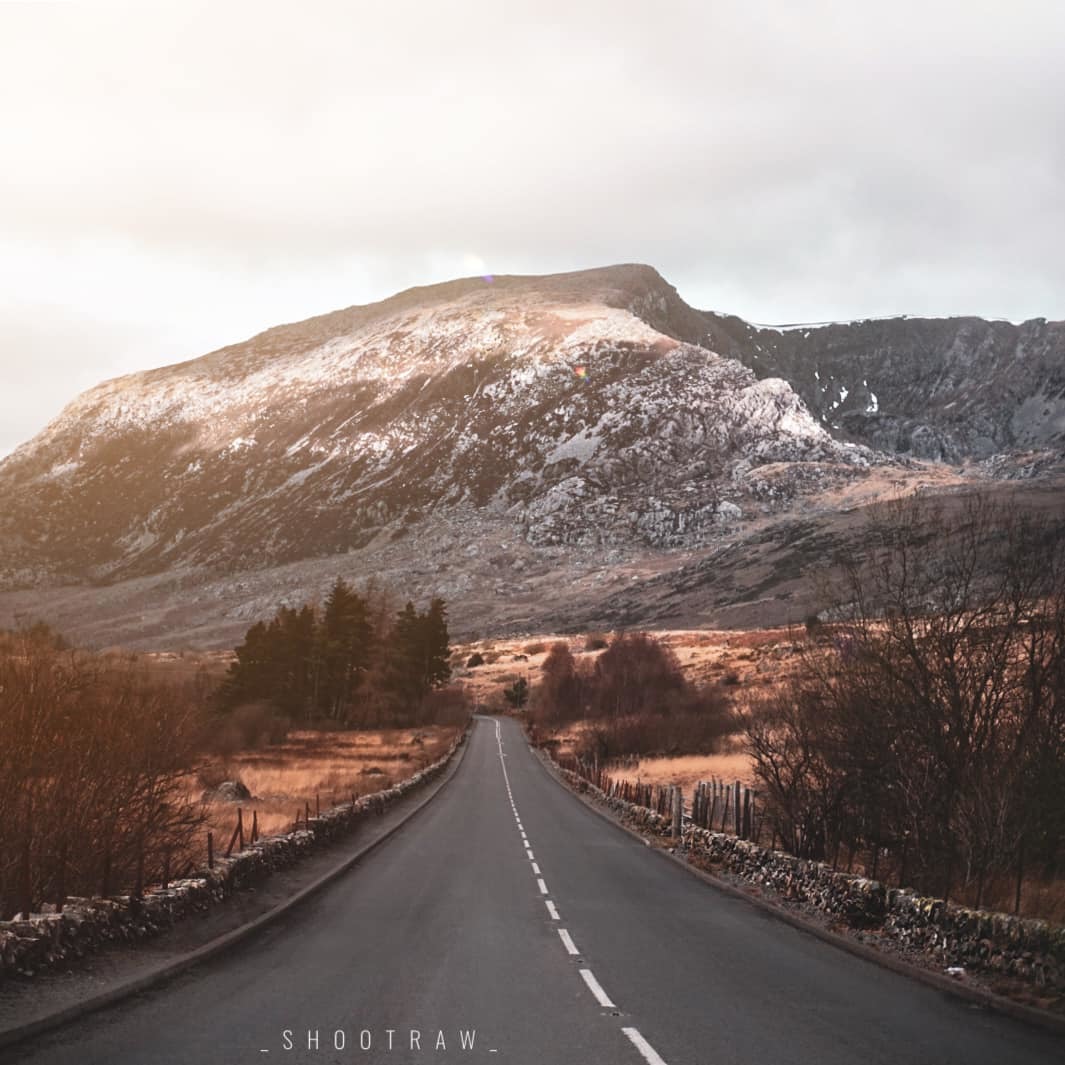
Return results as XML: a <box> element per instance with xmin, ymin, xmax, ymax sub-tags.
<box><xmin>526</xmin><ymin>849</ymin><xmax>534</xmax><ymax>859</ymax></box>
<box><xmin>558</xmin><ymin>928</ymin><xmax>580</xmax><ymax>955</ymax></box>
<box><xmin>545</xmin><ymin>900</ymin><xmax>559</xmax><ymax>919</ymax></box>
<box><xmin>537</xmin><ymin>878</ymin><xmax>548</xmax><ymax>894</ymax></box>
<box><xmin>531</xmin><ymin>861</ymin><xmax>541</xmax><ymax>874</ymax></box>
<box><xmin>579</xmin><ymin>969</ymin><xmax>616</xmax><ymax>1009</ymax></box>
<box><xmin>622</xmin><ymin>1028</ymin><xmax>669</xmax><ymax>1065</ymax></box>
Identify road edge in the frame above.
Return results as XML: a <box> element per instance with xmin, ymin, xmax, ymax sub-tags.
<box><xmin>0</xmin><ymin>719</ymin><xmax>477</xmax><ymax>1054</ymax></box>
<box><xmin>521</xmin><ymin>726</ymin><xmax>1065</xmax><ymax>1039</ymax></box>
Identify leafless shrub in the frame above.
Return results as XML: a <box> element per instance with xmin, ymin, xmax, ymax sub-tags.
<box><xmin>419</xmin><ymin>686</ymin><xmax>472</xmax><ymax>727</ymax></box>
<box><xmin>532</xmin><ymin>633</ymin><xmax>736</xmax><ymax>757</ymax></box>
<box><xmin>209</xmin><ymin>702</ymin><xmax>290</xmax><ymax>757</ymax></box>
<box><xmin>746</xmin><ymin>493</ymin><xmax>1065</xmax><ymax>906</ymax></box>
<box><xmin>0</xmin><ymin>635</ymin><xmax>207</xmax><ymax>918</ymax></box>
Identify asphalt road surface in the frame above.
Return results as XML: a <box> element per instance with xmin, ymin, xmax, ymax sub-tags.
<box><xmin>5</xmin><ymin>716</ymin><xmax>1063</xmax><ymax>1065</ymax></box>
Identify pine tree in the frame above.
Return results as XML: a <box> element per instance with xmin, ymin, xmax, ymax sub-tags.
<box><xmin>385</xmin><ymin>598</ymin><xmax>452</xmax><ymax>717</ymax></box>
<box><xmin>220</xmin><ymin>605</ymin><xmax>319</xmax><ymax>719</ymax></box>
<box><xmin>421</xmin><ymin>597</ymin><xmax>452</xmax><ymax>691</ymax></box>
<box><xmin>319</xmin><ymin>578</ymin><xmax>373</xmax><ymax>720</ymax></box>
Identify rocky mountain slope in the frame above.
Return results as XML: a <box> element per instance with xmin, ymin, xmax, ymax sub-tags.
<box><xmin>700</xmin><ymin>313</ymin><xmax>1065</xmax><ymax>464</ymax></box>
<box><xmin>0</xmin><ymin>264</ymin><xmax>1062</xmax><ymax>648</ymax></box>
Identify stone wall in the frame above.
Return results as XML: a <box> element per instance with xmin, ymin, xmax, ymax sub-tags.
<box><xmin>0</xmin><ymin>730</ymin><xmax>467</xmax><ymax>980</ymax></box>
<box><xmin>556</xmin><ymin>764</ymin><xmax>1065</xmax><ymax>991</ymax></box>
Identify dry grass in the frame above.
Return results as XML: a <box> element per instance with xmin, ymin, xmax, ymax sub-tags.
<box><xmin>453</xmin><ymin>626</ymin><xmax>810</xmax><ymax>705</ymax></box>
<box><xmin>608</xmin><ymin>749</ymin><xmax>755</xmax><ymax>794</ymax></box>
<box><xmin>200</xmin><ymin>726</ymin><xmax>459</xmax><ymax>839</ymax></box>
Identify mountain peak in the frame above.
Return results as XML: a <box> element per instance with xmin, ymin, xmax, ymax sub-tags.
<box><xmin>1</xmin><ymin>264</ymin><xmax>1063</xmax><ymax>648</ymax></box>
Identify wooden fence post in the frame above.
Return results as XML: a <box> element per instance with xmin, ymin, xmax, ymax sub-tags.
<box><xmin>207</xmin><ymin>831</ymin><xmax>215</xmax><ymax>870</ymax></box>
<box><xmin>733</xmin><ymin>781</ymin><xmax>742</xmax><ymax>837</ymax></box>
<box><xmin>101</xmin><ymin>845</ymin><xmax>112</xmax><ymax>898</ymax></box>
<box><xmin>672</xmin><ymin>787</ymin><xmax>683</xmax><ymax>840</ymax></box>
<box><xmin>56</xmin><ymin>840</ymin><xmax>67</xmax><ymax>914</ymax></box>
<box><xmin>237</xmin><ymin>807</ymin><xmax>244</xmax><ymax>851</ymax></box>
<box><xmin>18</xmin><ymin>832</ymin><xmax>31</xmax><ymax>920</ymax></box>
<box><xmin>1014</xmin><ymin>837</ymin><xmax>1025</xmax><ymax>916</ymax></box>
<box><xmin>134</xmin><ymin>831</ymin><xmax>144</xmax><ymax>900</ymax></box>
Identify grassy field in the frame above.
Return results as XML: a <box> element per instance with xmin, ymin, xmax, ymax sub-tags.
<box><xmin>451</xmin><ymin>626</ymin><xmax>809</xmax><ymax>704</ymax></box>
<box><xmin>199</xmin><ymin>725</ymin><xmax>461</xmax><ymax>840</ymax></box>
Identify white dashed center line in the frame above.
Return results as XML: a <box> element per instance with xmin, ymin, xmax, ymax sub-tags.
<box><xmin>579</xmin><ymin>969</ymin><xmax>616</xmax><ymax>1009</ymax></box>
<box><xmin>622</xmin><ymin>1028</ymin><xmax>669</xmax><ymax>1065</ymax></box>
<box><xmin>558</xmin><ymin>929</ymin><xmax>580</xmax><ymax>956</ymax></box>
<box><xmin>494</xmin><ymin>719</ymin><xmax>670</xmax><ymax>1064</ymax></box>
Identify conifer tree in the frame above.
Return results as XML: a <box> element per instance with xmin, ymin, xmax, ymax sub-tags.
<box><xmin>319</xmin><ymin>578</ymin><xmax>373</xmax><ymax>719</ymax></box>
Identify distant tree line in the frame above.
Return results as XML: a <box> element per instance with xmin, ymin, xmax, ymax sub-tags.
<box><xmin>746</xmin><ymin>494</ymin><xmax>1065</xmax><ymax>911</ymax></box>
<box><xmin>219</xmin><ymin>579</ymin><xmax>454</xmax><ymax>728</ymax></box>
<box><xmin>530</xmin><ymin>631</ymin><xmax>736</xmax><ymax>758</ymax></box>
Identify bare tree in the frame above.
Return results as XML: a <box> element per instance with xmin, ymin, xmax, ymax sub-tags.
<box><xmin>0</xmin><ymin>633</ymin><xmax>205</xmax><ymax>918</ymax></box>
<box><xmin>746</xmin><ymin>492</ymin><xmax>1065</xmax><ymax>907</ymax></box>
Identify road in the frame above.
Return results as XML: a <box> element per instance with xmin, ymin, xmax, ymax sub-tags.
<box><xmin>5</xmin><ymin>715</ymin><xmax>1062</xmax><ymax>1065</ymax></box>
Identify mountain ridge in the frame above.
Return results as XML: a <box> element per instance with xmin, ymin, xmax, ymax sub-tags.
<box><xmin>1</xmin><ymin>263</ymin><xmax>1062</xmax><ymax>647</ymax></box>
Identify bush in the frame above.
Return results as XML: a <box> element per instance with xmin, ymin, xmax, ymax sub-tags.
<box><xmin>523</xmin><ymin>642</ymin><xmax>547</xmax><ymax>655</ymax></box>
<box><xmin>504</xmin><ymin>676</ymin><xmax>530</xmax><ymax>709</ymax></box>
<box><xmin>210</xmin><ymin>701</ymin><xmax>290</xmax><ymax>757</ymax></box>
<box><xmin>0</xmin><ymin>636</ymin><xmax>207</xmax><ymax>917</ymax></box>
<box><xmin>420</xmin><ymin>686</ymin><xmax>472</xmax><ymax>726</ymax></box>
<box><xmin>584</xmin><ymin>633</ymin><xmax>609</xmax><ymax>651</ymax></box>
<box><xmin>466</xmin><ymin>652</ymin><xmax>485</xmax><ymax>668</ymax></box>
<box><xmin>531</xmin><ymin>631</ymin><xmax>737</xmax><ymax>756</ymax></box>
<box><xmin>530</xmin><ymin>642</ymin><xmax>586</xmax><ymax>727</ymax></box>
<box><xmin>575</xmin><ymin>694</ymin><xmax>735</xmax><ymax>760</ymax></box>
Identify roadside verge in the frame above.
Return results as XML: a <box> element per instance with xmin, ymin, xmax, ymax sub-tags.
<box><xmin>0</xmin><ymin>721</ymin><xmax>473</xmax><ymax>1051</ymax></box>
<box><xmin>528</xmin><ymin>734</ymin><xmax>1065</xmax><ymax>1038</ymax></box>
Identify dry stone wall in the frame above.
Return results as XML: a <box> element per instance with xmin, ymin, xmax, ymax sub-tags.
<box><xmin>556</xmin><ymin>763</ymin><xmax>1065</xmax><ymax>991</ymax></box>
<box><xmin>0</xmin><ymin>730</ymin><xmax>467</xmax><ymax>980</ymax></box>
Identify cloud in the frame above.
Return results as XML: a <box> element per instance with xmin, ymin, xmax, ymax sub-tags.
<box><xmin>1</xmin><ymin>1</ymin><xmax>1063</xmax><ymax>451</ymax></box>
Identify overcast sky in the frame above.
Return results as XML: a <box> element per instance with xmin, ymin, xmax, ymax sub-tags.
<box><xmin>2</xmin><ymin>1</ymin><xmax>1064</xmax><ymax>455</ymax></box>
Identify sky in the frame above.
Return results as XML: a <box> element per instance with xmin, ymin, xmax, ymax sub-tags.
<box><xmin>2</xmin><ymin>1</ymin><xmax>1064</xmax><ymax>455</ymax></box>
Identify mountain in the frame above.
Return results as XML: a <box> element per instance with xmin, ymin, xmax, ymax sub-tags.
<box><xmin>700</xmin><ymin>313</ymin><xmax>1065</xmax><ymax>464</ymax></box>
<box><xmin>0</xmin><ymin>264</ymin><xmax>1062</xmax><ymax>648</ymax></box>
